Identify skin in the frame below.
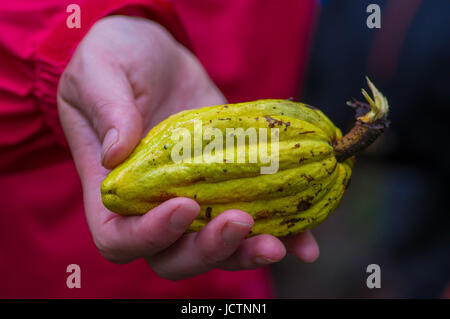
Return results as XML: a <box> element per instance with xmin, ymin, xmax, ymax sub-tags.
<box><xmin>57</xmin><ymin>16</ymin><xmax>319</xmax><ymax>281</ymax></box>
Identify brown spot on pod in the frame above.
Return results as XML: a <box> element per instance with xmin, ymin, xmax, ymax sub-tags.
<box><xmin>191</xmin><ymin>176</ymin><xmax>206</xmax><ymax>183</ymax></box>
<box><xmin>280</xmin><ymin>217</ymin><xmax>306</xmax><ymax>228</ymax></box>
<box><xmin>255</xmin><ymin>210</ymin><xmax>272</xmax><ymax>219</ymax></box>
<box><xmin>297</xmin><ymin>196</ymin><xmax>313</xmax><ymax>211</ymax></box>
<box><xmin>301</xmin><ymin>174</ymin><xmax>314</xmax><ymax>183</ymax></box>
<box><xmin>205</xmin><ymin>207</ymin><xmax>212</xmax><ymax>219</ymax></box>
<box><xmin>263</xmin><ymin>115</ymin><xmax>290</xmax><ymax>129</ymax></box>
<box><xmin>299</xmin><ymin>131</ymin><xmax>315</xmax><ymax>135</ymax></box>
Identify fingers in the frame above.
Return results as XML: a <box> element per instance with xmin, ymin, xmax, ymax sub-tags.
<box><xmin>281</xmin><ymin>230</ymin><xmax>320</xmax><ymax>263</ymax></box>
<box><xmin>94</xmin><ymin>197</ymin><xmax>318</xmax><ymax>278</ymax></box>
<box><xmin>218</xmin><ymin>234</ymin><xmax>286</xmax><ymax>270</ymax></box>
<box><xmin>222</xmin><ymin>231</ymin><xmax>318</xmax><ymax>270</ymax></box>
<box><xmin>94</xmin><ymin>198</ymin><xmax>200</xmax><ymax>264</ymax></box>
<box><xmin>146</xmin><ymin>210</ymin><xmax>254</xmax><ymax>280</ymax></box>
<box><xmin>139</xmin><ymin>209</ymin><xmax>319</xmax><ymax>280</ymax></box>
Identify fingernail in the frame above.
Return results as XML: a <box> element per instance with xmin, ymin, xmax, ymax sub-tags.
<box><xmin>102</xmin><ymin>128</ymin><xmax>118</xmax><ymax>165</ymax></box>
<box><xmin>221</xmin><ymin>221</ymin><xmax>252</xmax><ymax>246</ymax></box>
<box><xmin>254</xmin><ymin>256</ymin><xmax>277</xmax><ymax>265</ymax></box>
<box><xmin>170</xmin><ymin>207</ymin><xmax>194</xmax><ymax>233</ymax></box>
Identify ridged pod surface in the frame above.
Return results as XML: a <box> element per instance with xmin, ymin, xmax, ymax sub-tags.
<box><xmin>101</xmin><ymin>79</ymin><xmax>389</xmax><ymax>237</ymax></box>
<box><xmin>101</xmin><ymin>99</ymin><xmax>353</xmax><ymax>237</ymax></box>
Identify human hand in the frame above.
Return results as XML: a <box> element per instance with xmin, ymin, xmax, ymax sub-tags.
<box><xmin>57</xmin><ymin>16</ymin><xmax>319</xmax><ymax>280</ymax></box>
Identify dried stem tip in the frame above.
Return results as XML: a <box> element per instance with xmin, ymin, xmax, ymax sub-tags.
<box><xmin>333</xmin><ymin>77</ymin><xmax>390</xmax><ymax>162</ymax></box>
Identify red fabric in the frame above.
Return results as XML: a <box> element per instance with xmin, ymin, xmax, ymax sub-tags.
<box><xmin>0</xmin><ymin>0</ymin><xmax>317</xmax><ymax>298</ymax></box>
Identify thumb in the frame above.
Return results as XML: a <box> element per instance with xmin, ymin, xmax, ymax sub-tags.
<box><xmin>97</xmin><ymin>95</ymin><xmax>143</xmax><ymax>169</ymax></box>
<box><xmin>64</xmin><ymin>62</ymin><xmax>143</xmax><ymax>169</ymax></box>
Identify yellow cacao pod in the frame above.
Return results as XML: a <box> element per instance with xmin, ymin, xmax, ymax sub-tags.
<box><xmin>101</xmin><ymin>78</ymin><xmax>389</xmax><ymax>237</ymax></box>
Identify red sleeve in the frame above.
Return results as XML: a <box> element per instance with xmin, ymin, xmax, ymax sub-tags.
<box><xmin>32</xmin><ymin>0</ymin><xmax>190</xmax><ymax>146</ymax></box>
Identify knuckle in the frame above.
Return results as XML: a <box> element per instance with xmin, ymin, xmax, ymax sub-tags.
<box><xmin>92</xmin><ymin>233</ymin><xmax>109</xmax><ymax>253</ymax></box>
<box><xmin>92</xmin><ymin>235</ymin><xmax>113</xmax><ymax>259</ymax></box>
<box><xmin>141</xmin><ymin>238</ymin><xmax>163</xmax><ymax>256</ymax></box>
<box><xmin>146</xmin><ymin>260</ymin><xmax>179</xmax><ymax>281</ymax></box>
<box><xmin>92</xmin><ymin>233</ymin><xmax>130</xmax><ymax>264</ymax></box>
<box><xmin>197</xmin><ymin>243</ymin><xmax>224</xmax><ymax>267</ymax></box>
<box><xmin>57</xmin><ymin>69</ymin><xmax>78</xmax><ymax>97</ymax></box>
<box><xmin>91</xmin><ymin>98</ymin><xmax>114</xmax><ymax>119</ymax></box>
<box><xmin>60</xmin><ymin>68</ymin><xmax>76</xmax><ymax>85</ymax></box>
<box><xmin>128</xmin><ymin>224</ymin><xmax>162</xmax><ymax>255</ymax></box>
<box><xmin>146</xmin><ymin>238</ymin><xmax>163</xmax><ymax>254</ymax></box>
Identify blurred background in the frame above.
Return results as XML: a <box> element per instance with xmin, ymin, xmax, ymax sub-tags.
<box><xmin>271</xmin><ymin>0</ymin><xmax>450</xmax><ymax>298</ymax></box>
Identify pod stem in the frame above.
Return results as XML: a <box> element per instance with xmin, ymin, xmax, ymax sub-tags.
<box><xmin>333</xmin><ymin>77</ymin><xmax>390</xmax><ymax>162</ymax></box>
